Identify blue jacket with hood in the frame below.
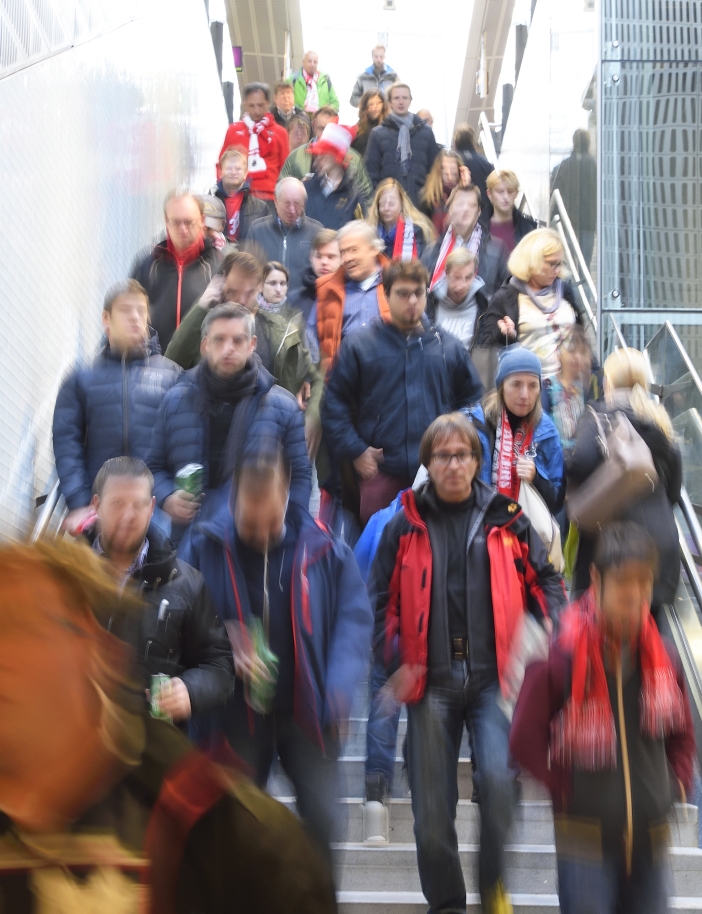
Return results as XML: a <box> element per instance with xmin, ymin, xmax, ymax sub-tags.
<box><xmin>179</xmin><ymin>498</ymin><xmax>373</xmax><ymax>746</ymax></box>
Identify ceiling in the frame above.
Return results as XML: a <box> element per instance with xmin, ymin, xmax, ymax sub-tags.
<box><xmin>224</xmin><ymin>0</ymin><xmax>304</xmax><ymax>90</ymax></box>
<box><xmin>454</xmin><ymin>0</ymin><xmax>515</xmax><ymax>133</ymax></box>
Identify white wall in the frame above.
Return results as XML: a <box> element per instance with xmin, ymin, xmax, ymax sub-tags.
<box><xmin>0</xmin><ymin>0</ymin><xmax>227</xmax><ymax>539</ymax></box>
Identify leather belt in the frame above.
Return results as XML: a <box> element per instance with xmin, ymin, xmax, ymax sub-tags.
<box><xmin>451</xmin><ymin>637</ymin><xmax>468</xmax><ymax>660</ymax></box>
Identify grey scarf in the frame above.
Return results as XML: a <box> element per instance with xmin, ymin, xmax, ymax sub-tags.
<box><xmin>388</xmin><ymin>113</ymin><xmax>414</xmax><ymax>173</ymax></box>
<box><xmin>510</xmin><ymin>276</ymin><xmax>563</xmax><ymax>316</ymax></box>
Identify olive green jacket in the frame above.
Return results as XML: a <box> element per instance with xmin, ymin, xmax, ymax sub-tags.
<box><xmin>165</xmin><ymin>304</ymin><xmax>323</xmax><ymax>428</ymax></box>
<box><xmin>279</xmin><ymin>140</ymin><xmax>373</xmax><ymax>206</ymax></box>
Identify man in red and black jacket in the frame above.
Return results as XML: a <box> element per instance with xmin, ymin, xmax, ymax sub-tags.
<box><xmin>510</xmin><ymin>521</ymin><xmax>695</xmax><ymax>914</ymax></box>
<box><xmin>370</xmin><ymin>411</ymin><xmax>566</xmax><ymax>914</ymax></box>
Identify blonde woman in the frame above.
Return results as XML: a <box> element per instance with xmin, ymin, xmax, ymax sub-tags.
<box><xmin>419</xmin><ymin>149</ymin><xmax>471</xmax><ymax>234</ymax></box>
<box><xmin>480</xmin><ymin>228</ymin><xmax>588</xmax><ymax>378</ymax></box>
<box><xmin>567</xmin><ymin>347</ymin><xmax>682</xmax><ymax>616</ymax></box>
<box><xmin>366</xmin><ymin>178</ymin><xmax>436</xmax><ymax>261</ymax></box>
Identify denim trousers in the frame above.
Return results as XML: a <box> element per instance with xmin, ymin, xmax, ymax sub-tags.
<box><xmin>365</xmin><ymin>658</ymin><xmax>402</xmax><ymax>788</ymax></box>
<box><xmin>557</xmin><ymin>849</ymin><xmax>671</xmax><ymax>914</ymax></box>
<box><xmin>405</xmin><ymin>661</ymin><xmax>516</xmax><ymax>913</ymax></box>
<box><xmin>223</xmin><ymin>689</ymin><xmax>341</xmax><ymax>869</ymax></box>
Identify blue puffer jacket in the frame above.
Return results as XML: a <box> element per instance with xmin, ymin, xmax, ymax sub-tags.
<box><xmin>179</xmin><ymin>498</ymin><xmax>373</xmax><ymax>745</ymax></box>
<box><xmin>322</xmin><ymin>316</ymin><xmax>484</xmax><ymax>480</ymax></box>
<box><xmin>465</xmin><ymin>403</ymin><xmax>565</xmax><ymax>513</ymax></box>
<box><xmin>147</xmin><ymin>361</ymin><xmax>311</xmax><ymax>509</ymax></box>
<box><xmin>52</xmin><ymin>335</ymin><xmax>182</xmax><ymax>510</ymax></box>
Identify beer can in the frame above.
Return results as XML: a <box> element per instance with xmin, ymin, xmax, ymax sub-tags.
<box><xmin>150</xmin><ymin>674</ymin><xmax>172</xmax><ymax>721</ymax></box>
<box><xmin>246</xmin><ymin>618</ymin><xmax>279</xmax><ymax>715</ymax></box>
<box><xmin>175</xmin><ymin>464</ymin><xmax>204</xmax><ymax>498</ymax></box>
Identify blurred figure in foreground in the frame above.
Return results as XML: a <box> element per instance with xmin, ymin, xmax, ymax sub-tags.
<box><xmin>511</xmin><ymin>522</ymin><xmax>694</xmax><ymax>914</ymax></box>
<box><xmin>0</xmin><ymin>539</ymin><xmax>336</xmax><ymax>912</ymax></box>
<box><xmin>370</xmin><ymin>412</ymin><xmax>565</xmax><ymax>913</ymax></box>
<box><xmin>180</xmin><ymin>446</ymin><xmax>373</xmax><ymax>866</ymax></box>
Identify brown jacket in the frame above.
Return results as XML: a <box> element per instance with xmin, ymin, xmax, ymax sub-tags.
<box><xmin>316</xmin><ymin>258</ymin><xmax>390</xmax><ymax>372</ymax></box>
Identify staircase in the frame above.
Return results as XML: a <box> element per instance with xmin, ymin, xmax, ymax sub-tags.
<box><xmin>269</xmin><ymin>685</ymin><xmax>702</xmax><ymax>913</ymax></box>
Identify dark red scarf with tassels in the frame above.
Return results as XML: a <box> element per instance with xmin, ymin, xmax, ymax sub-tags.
<box><xmin>551</xmin><ymin>588</ymin><xmax>686</xmax><ymax>771</ymax></box>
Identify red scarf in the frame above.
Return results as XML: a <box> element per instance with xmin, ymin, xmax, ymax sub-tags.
<box><xmin>493</xmin><ymin>408</ymin><xmax>533</xmax><ymax>502</ymax></box>
<box><xmin>223</xmin><ymin>191</ymin><xmax>244</xmax><ymax>241</ymax></box>
<box><xmin>392</xmin><ymin>217</ymin><xmax>417</xmax><ymax>261</ymax></box>
<box><xmin>551</xmin><ymin>588</ymin><xmax>686</xmax><ymax>771</ymax></box>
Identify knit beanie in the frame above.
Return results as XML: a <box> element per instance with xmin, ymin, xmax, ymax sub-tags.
<box><xmin>495</xmin><ymin>344</ymin><xmax>542</xmax><ymax>388</ymax></box>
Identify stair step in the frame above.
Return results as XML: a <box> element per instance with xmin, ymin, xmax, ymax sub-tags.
<box><xmin>338</xmin><ymin>892</ymin><xmax>702</xmax><ymax>913</ymax></box>
<box><xmin>332</xmin><ymin>843</ymin><xmax>702</xmax><ymax>895</ymax></box>
<box><xmin>268</xmin><ymin>756</ymin><xmax>550</xmax><ymax>801</ymax></box>
<box><xmin>276</xmin><ymin>798</ymin><xmax>698</xmax><ymax>848</ymax></box>
<box><xmin>338</xmin><ymin>891</ymin><xmax>559</xmax><ymax>913</ymax></box>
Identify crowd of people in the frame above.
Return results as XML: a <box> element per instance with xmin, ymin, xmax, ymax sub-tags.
<box><xmin>3</xmin><ymin>43</ymin><xmax>692</xmax><ymax>914</ymax></box>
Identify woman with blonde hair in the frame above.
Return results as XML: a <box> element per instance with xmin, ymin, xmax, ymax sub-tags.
<box><xmin>420</xmin><ymin>149</ymin><xmax>471</xmax><ymax>234</ymax></box>
<box><xmin>479</xmin><ymin>228</ymin><xmax>588</xmax><ymax>379</ymax></box>
<box><xmin>367</xmin><ymin>177</ymin><xmax>436</xmax><ymax>261</ymax></box>
<box><xmin>567</xmin><ymin>347</ymin><xmax>681</xmax><ymax>617</ymax></box>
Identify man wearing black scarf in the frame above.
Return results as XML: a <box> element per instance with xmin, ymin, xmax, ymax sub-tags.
<box><xmin>149</xmin><ymin>303</ymin><xmax>311</xmax><ymax>538</ymax></box>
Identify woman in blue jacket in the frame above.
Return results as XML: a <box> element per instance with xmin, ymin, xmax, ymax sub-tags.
<box><xmin>466</xmin><ymin>346</ymin><xmax>565</xmax><ymax>513</ymax></box>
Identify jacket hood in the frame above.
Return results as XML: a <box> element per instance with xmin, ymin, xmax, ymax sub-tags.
<box><xmin>189</xmin><ymin>355</ymin><xmax>276</xmax><ymax>398</ymax></box>
<box><xmin>406</xmin><ymin>477</ymin><xmax>520</xmax><ymax>529</ymax></box>
<box><xmin>468</xmin><ymin>402</ymin><xmax>560</xmax><ymax>445</ymax></box>
<box><xmin>84</xmin><ymin>523</ymin><xmax>177</xmax><ymax>588</ymax></box>
<box><xmin>152</xmin><ymin>237</ymin><xmax>215</xmax><ymax>262</ymax></box>
<box><xmin>215</xmin><ymin>178</ymin><xmax>252</xmax><ymax>199</ymax></box>
<box><xmin>431</xmin><ymin>275</ymin><xmax>486</xmax><ymax>311</ymax></box>
<box><xmin>363</xmin><ymin>64</ymin><xmax>395</xmax><ymax>76</ymax></box>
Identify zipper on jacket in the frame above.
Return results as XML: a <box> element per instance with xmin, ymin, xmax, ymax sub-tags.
<box><xmin>616</xmin><ymin>652</ymin><xmax>634</xmax><ymax>876</ymax></box>
<box><xmin>176</xmin><ymin>262</ymin><xmax>184</xmax><ymax>327</ymax></box>
<box><xmin>122</xmin><ymin>351</ymin><xmax>130</xmax><ymax>455</ymax></box>
<box><xmin>282</xmin><ymin>234</ymin><xmax>287</xmax><ymax>266</ymax></box>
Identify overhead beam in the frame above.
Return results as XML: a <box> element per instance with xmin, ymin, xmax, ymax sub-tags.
<box><xmin>224</xmin><ymin>0</ymin><xmax>304</xmax><ymax>96</ymax></box>
<box><xmin>454</xmin><ymin>0</ymin><xmax>515</xmax><ymax>134</ymax></box>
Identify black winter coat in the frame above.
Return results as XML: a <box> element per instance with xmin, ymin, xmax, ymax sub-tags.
<box><xmin>90</xmin><ymin>524</ymin><xmax>233</xmax><ymax>714</ymax></box>
<box><xmin>130</xmin><ymin>240</ymin><xmax>222</xmax><ymax>351</ymax></box>
<box><xmin>478</xmin><ymin>202</ymin><xmax>538</xmax><ymax>245</ymax></box>
<box><xmin>147</xmin><ymin>360</ymin><xmax>311</xmax><ymax>509</ymax></box>
<box><xmin>288</xmin><ymin>264</ymin><xmax>318</xmax><ymax>325</ymax></box>
<box><xmin>364</xmin><ymin>115</ymin><xmax>441</xmax><ymax>206</ymax></box>
<box><xmin>52</xmin><ymin>336</ymin><xmax>182</xmax><ymax>510</ymax></box>
<box><xmin>213</xmin><ymin>180</ymin><xmax>270</xmax><ymax>242</ymax></box>
<box><xmin>479</xmin><ymin>279</ymin><xmax>587</xmax><ymax>348</ymax></box>
<box><xmin>303</xmin><ymin>170</ymin><xmax>366</xmax><ymax>230</ymax></box>
<box><xmin>567</xmin><ymin>403</ymin><xmax>682</xmax><ymax>608</ymax></box>
<box><xmin>322</xmin><ymin>316</ymin><xmax>483</xmax><ymax>480</ymax></box>
<box><xmin>243</xmin><ymin>214</ymin><xmax>324</xmax><ymax>301</ymax></box>
<box><xmin>422</xmin><ymin>229</ymin><xmax>510</xmax><ymax>300</ymax></box>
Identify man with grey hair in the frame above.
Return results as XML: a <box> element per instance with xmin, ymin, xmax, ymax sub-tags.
<box><xmin>244</xmin><ymin>177</ymin><xmax>323</xmax><ymax>300</ymax></box>
<box><xmin>148</xmin><ymin>301</ymin><xmax>311</xmax><ymax>538</ymax></box>
<box><xmin>130</xmin><ymin>191</ymin><xmax>222</xmax><ymax>350</ymax></box>
<box><xmin>349</xmin><ymin>44</ymin><xmax>399</xmax><ymax>107</ymax></box>
<box><xmin>307</xmin><ymin>221</ymin><xmax>387</xmax><ymax>372</ymax></box>
<box><xmin>218</xmin><ymin>82</ymin><xmax>290</xmax><ymax>202</ymax></box>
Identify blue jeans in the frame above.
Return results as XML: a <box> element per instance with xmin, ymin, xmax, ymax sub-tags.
<box><xmin>406</xmin><ymin>662</ymin><xmax>516</xmax><ymax>913</ymax></box>
<box><xmin>557</xmin><ymin>850</ymin><xmax>671</xmax><ymax>913</ymax></box>
<box><xmin>365</xmin><ymin>658</ymin><xmax>402</xmax><ymax>789</ymax></box>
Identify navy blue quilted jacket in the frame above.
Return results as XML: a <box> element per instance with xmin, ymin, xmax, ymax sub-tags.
<box><xmin>147</xmin><ymin>361</ymin><xmax>311</xmax><ymax>509</ymax></box>
<box><xmin>52</xmin><ymin>336</ymin><xmax>182</xmax><ymax>510</ymax></box>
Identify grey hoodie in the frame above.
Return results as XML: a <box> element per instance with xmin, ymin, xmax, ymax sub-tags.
<box><xmin>431</xmin><ymin>275</ymin><xmax>486</xmax><ymax>350</ymax></box>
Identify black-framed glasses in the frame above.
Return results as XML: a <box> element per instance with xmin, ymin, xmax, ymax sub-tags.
<box><xmin>431</xmin><ymin>450</ymin><xmax>477</xmax><ymax>466</ymax></box>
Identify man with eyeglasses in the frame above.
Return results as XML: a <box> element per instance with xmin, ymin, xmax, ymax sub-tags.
<box><xmin>131</xmin><ymin>191</ymin><xmax>223</xmax><ymax>350</ymax></box>
<box><xmin>370</xmin><ymin>411</ymin><xmax>566</xmax><ymax>914</ymax></box>
<box><xmin>322</xmin><ymin>259</ymin><xmax>483</xmax><ymax>526</ymax></box>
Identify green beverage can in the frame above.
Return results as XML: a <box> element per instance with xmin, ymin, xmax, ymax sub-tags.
<box><xmin>246</xmin><ymin>617</ymin><xmax>279</xmax><ymax>715</ymax></box>
<box><xmin>150</xmin><ymin>674</ymin><xmax>172</xmax><ymax>721</ymax></box>
<box><xmin>175</xmin><ymin>464</ymin><xmax>204</xmax><ymax>498</ymax></box>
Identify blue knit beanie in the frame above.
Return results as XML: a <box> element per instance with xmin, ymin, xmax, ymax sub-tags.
<box><xmin>494</xmin><ymin>345</ymin><xmax>542</xmax><ymax>388</ymax></box>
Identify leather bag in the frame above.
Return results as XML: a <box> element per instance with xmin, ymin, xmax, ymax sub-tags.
<box><xmin>567</xmin><ymin>407</ymin><xmax>659</xmax><ymax>533</ymax></box>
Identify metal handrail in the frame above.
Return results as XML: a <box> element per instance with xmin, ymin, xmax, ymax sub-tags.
<box><xmin>680</xmin><ymin>487</ymin><xmax>702</xmax><ymax>562</ymax></box>
<box><xmin>550</xmin><ymin>187</ymin><xmax>598</xmax><ymax>303</ymax></box>
<box><xmin>608</xmin><ymin>313</ymin><xmax>627</xmax><ymax>349</ymax></box>
<box><xmin>552</xmin><ymin>217</ymin><xmax>597</xmax><ymax>333</ymax></box>
<box><xmin>29</xmin><ymin>480</ymin><xmax>61</xmax><ymax>544</ymax></box>
<box><xmin>478</xmin><ymin>111</ymin><xmax>498</xmax><ymax>167</ymax></box>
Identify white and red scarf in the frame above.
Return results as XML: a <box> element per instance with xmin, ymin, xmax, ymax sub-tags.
<box><xmin>491</xmin><ymin>407</ymin><xmax>534</xmax><ymax>502</ymax></box>
<box><xmin>242</xmin><ymin>113</ymin><xmax>273</xmax><ymax>173</ymax></box>
<box><xmin>303</xmin><ymin>70</ymin><xmax>320</xmax><ymax>112</ymax></box>
<box><xmin>430</xmin><ymin>222</ymin><xmax>482</xmax><ymax>289</ymax></box>
<box><xmin>393</xmin><ymin>217</ymin><xmax>417</xmax><ymax>261</ymax></box>
<box><xmin>551</xmin><ymin>588</ymin><xmax>687</xmax><ymax>771</ymax></box>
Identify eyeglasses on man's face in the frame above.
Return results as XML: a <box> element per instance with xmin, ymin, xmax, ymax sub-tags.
<box><xmin>431</xmin><ymin>450</ymin><xmax>477</xmax><ymax>466</ymax></box>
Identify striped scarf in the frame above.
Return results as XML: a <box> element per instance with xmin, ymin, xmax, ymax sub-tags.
<box><xmin>430</xmin><ymin>223</ymin><xmax>482</xmax><ymax>289</ymax></box>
